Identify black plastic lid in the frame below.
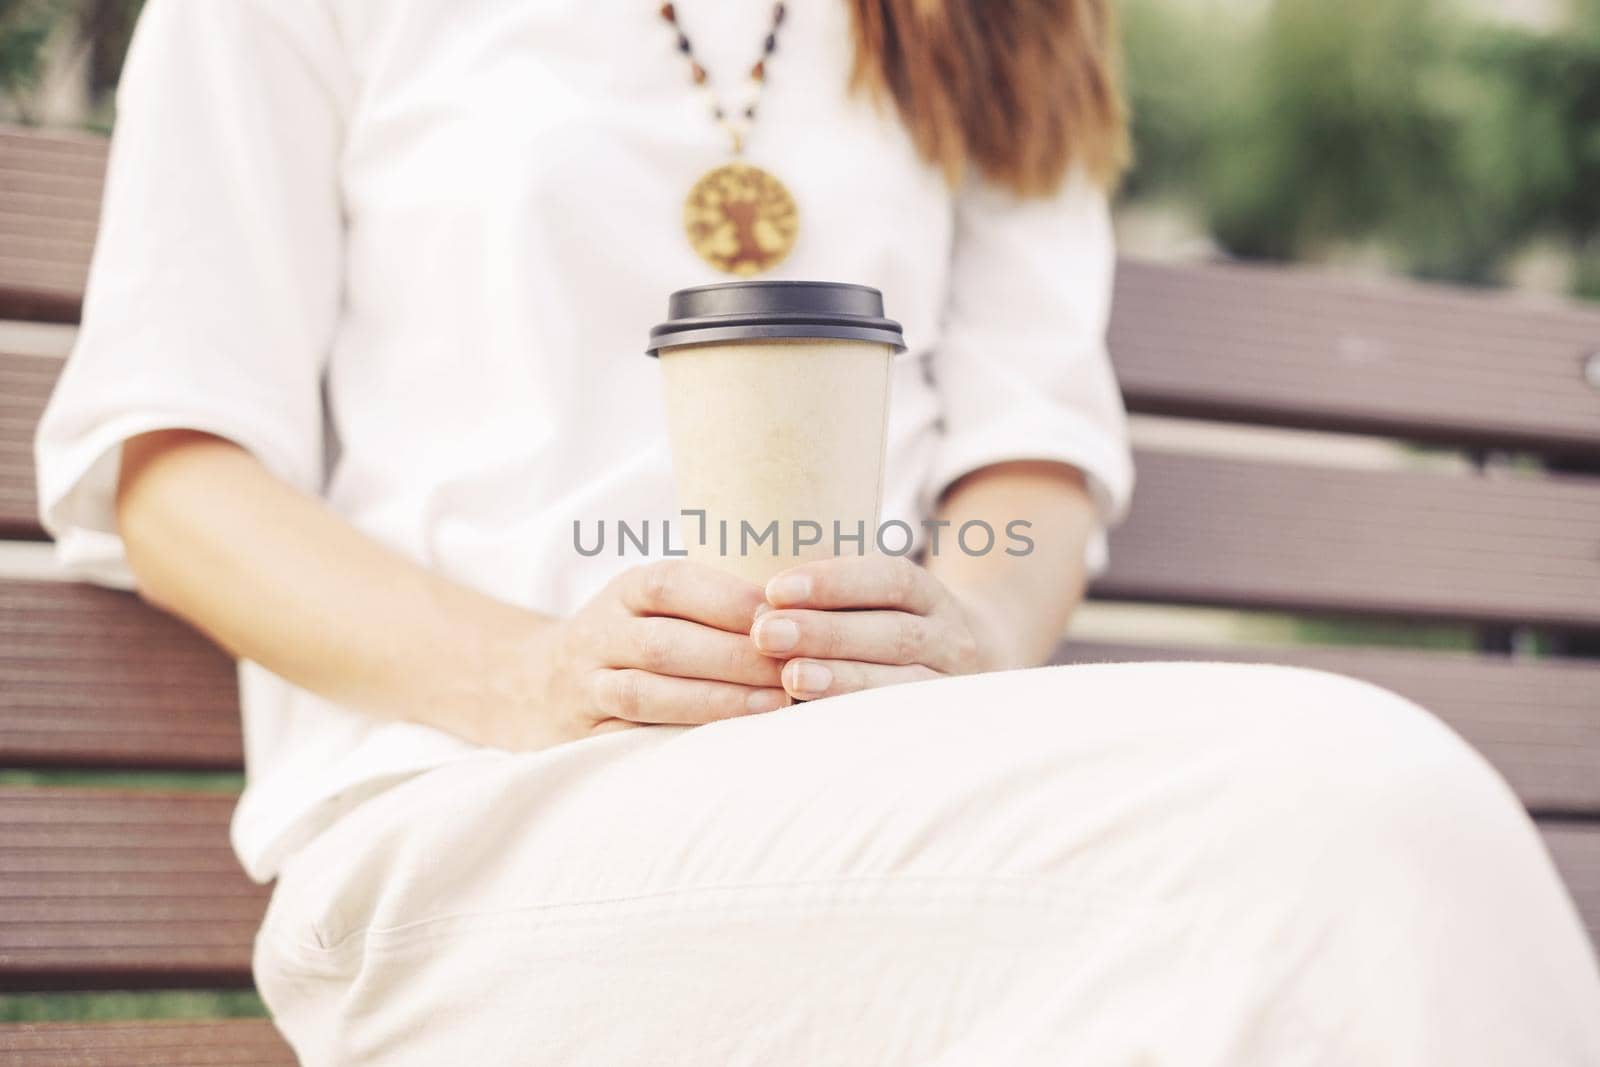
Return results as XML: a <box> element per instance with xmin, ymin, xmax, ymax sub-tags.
<box><xmin>646</xmin><ymin>280</ymin><xmax>906</xmax><ymax>357</ymax></box>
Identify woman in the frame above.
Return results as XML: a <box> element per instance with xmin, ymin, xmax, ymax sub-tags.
<box><xmin>34</xmin><ymin>0</ymin><xmax>1600</xmax><ymax>1062</ymax></box>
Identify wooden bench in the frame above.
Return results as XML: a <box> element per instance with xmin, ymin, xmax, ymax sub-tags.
<box><xmin>2</xmin><ymin>123</ymin><xmax>1598</xmax><ymax>1062</ymax></box>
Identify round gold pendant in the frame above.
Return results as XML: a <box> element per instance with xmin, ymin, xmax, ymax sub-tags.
<box><xmin>684</xmin><ymin>161</ymin><xmax>799</xmax><ymax>276</ymax></box>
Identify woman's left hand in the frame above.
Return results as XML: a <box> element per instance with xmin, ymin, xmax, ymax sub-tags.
<box><xmin>749</xmin><ymin>555</ymin><xmax>1012</xmax><ymax>701</ymax></box>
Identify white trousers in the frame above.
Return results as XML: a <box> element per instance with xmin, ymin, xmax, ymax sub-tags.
<box><xmin>253</xmin><ymin>662</ymin><xmax>1600</xmax><ymax>1065</ymax></box>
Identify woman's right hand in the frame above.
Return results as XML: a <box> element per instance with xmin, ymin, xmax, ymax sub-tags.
<box><xmin>115</xmin><ymin>434</ymin><xmax>789</xmax><ymax>756</ymax></box>
<box><xmin>487</xmin><ymin>560</ymin><xmax>792</xmax><ymax>751</ymax></box>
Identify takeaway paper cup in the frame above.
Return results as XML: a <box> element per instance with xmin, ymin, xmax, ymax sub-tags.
<box><xmin>647</xmin><ymin>281</ymin><xmax>906</xmax><ymax>586</ymax></box>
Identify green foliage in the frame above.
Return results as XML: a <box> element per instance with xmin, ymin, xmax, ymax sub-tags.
<box><xmin>1575</xmin><ymin>240</ymin><xmax>1600</xmax><ymax>301</ymax></box>
<box><xmin>1474</xmin><ymin>26</ymin><xmax>1600</xmax><ymax>242</ymax></box>
<box><xmin>0</xmin><ymin>0</ymin><xmax>139</xmax><ymax>123</ymax></box>
<box><xmin>6</xmin><ymin>0</ymin><xmax>1598</xmax><ymax>296</ymax></box>
<box><xmin>1208</xmin><ymin>0</ymin><xmax>1459</xmax><ymax>263</ymax></box>
<box><xmin>1118</xmin><ymin>0</ymin><xmax>1246</xmax><ymax>203</ymax></box>
<box><xmin>1121</xmin><ymin>0</ymin><xmax>1600</xmax><ymax>296</ymax></box>
<box><xmin>0</xmin><ymin>0</ymin><xmax>70</xmax><ymax>104</ymax></box>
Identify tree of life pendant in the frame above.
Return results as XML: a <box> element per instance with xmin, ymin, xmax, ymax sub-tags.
<box><xmin>684</xmin><ymin>161</ymin><xmax>799</xmax><ymax>276</ymax></box>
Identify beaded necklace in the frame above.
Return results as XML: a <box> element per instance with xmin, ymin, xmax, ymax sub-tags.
<box><xmin>661</xmin><ymin>2</ymin><xmax>799</xmax><ymax>276</ymax></box>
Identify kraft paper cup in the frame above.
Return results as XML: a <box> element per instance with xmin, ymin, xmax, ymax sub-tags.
<box><xmin>648</xmin><ymin>281</ymin><xmax>906</xmax><ymax>587</ymax></box>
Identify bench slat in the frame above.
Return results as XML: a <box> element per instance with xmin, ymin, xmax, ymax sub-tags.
<box><xmin>0</xmin><ymin>126</ymin><xmax>112</xmax><ymax>162</ymax></box>
<box><xmin>0</xmin><ymin>126</ymin><xmax>105</xmax><ymax>325</ymax></box>
<box><xmin>0</xmin><ymin>787</ymin><xmax>1593</xmax><ymax>994</ymax></box>
<box><xmin>0</xmin><ymin>351</ymin><xmax>60</xmax><ymax>539</ymax></box>
<box><xmin>0</xmin><ymin>1019</ymin><xmax>294</xmax><ymax>1066</ymax></box>
<box><xmin>1111</xmin><ymin>259</ymin><xmax>1600</xmax><ymax>456</ymax></box>
<box><xmin>5</xmin><ymin>582</ymin><xmax>1600</xmax><ymax>811</ymax></box>
<box><xmin>0</xmin><ymin>582</ymin><xmax>241</xmax><ymax>770</ymax></box>
<box><xmin>1057</xmin><ymin>641</ymin><xmax>1600</xmax><ymax>815</ymax></box>
<box><xmin>1544</xmin><ymin>824</ymin><xmax>1600</xmax><ymax>947</ymax></box>
<box><xmin>0</xmin><ymin>790</ymin><xmax>264</xmax><ymax>992</ymax></box>
<box><xmin>6</xmin><ymin>121</ymin><xmax>1600</xmax><ymax>456</ymax></box>
<box><xmin>1095</xmin><ymin>451</ymin><xmax>1600</xmax><ymax>629</ymax></box>
<box><xmin>6</xmin><ymin>357</ymin><xmax>1600</xmax><ymax>627</ymax></box>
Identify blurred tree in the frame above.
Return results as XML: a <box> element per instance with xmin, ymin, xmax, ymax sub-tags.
<box><xmin>84</xmin><ymin>0</ymin><xmax>136</xmax><ymax>103</ymax></box>
<box><xmin>1120</xmin><ymin>0</ymin><xmax>1600</xmax><ymax>297</ymax></box>
<box><xmin>1117</xmin><ymin>0</ymin><xmax>1242</xmax><ymax>203</ymax></box>
<box><xmin>0</xmin><ymin>0</ymin><xmax>70</xmax><ymax>117</ymax></box>
<box><xmin>1200</xmin><ymin>0</ymin><xmax>1523</xmax><ymax>278</ymax></box>
<box><xmin>0</xmin><ymin>0</ymin><xmax>136</xmax><ymax>124</ymax></box>
<box><xmin>6</xmin><ymin>0</ymin><xmax>1599</xmax><ymax>300</ymax></box>
<box><xmin>1469</xmin><ymin>9</ymin><xmax>1600</xmax><ymax>296</ymax></box>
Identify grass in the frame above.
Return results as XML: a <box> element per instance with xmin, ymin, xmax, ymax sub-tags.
<box><xmin>0</xmin><ymin>991</ymin><xmax>267</xmax><ymax>1023</ymax></box>
<box><xmin>1290</xmin><ymin>616</ymin><xmax>1476</xmax><ymax>651</ymax></box>
<box><xmin>0</xmin><ymin>769</ymin><xmax>256</xmax><ymax>1026</ymax></box>
<box><xmin>0</xmin><ymin>770</ymin><xmax>243</xmax><ymax>792</ymax></box>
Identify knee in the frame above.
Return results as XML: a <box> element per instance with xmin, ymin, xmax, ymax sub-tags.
<box><xmin>1226</xmin><ymin>664</ymin><xmax>1530</xmax><ymax>868</ymax></box>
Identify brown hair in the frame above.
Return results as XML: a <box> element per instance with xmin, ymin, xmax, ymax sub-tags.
<box><xmin>847</xmin><ymin>0</ymin><xmax>1129</xmax><ymax>196</ymax></box>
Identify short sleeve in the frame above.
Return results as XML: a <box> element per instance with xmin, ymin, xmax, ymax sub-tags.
<box><xmin>32</xmin><ymin>0</ymin><xmax>348</xmax><ymax>589</ymax></box>
<box><xmin>922</xmin><ymin>167</ymin><xmax>1136</xmax><ymax>577</ymax></box>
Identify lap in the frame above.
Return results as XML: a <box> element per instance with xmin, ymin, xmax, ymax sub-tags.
<box><xmin>254</xmin><ymin>661</ymin><xmax>1600</xmax><ymax>1066</ymax></box>
<box><xmin>259</xmin><ymin>659</ymin><xmax>1472</xmax><ymax>958</ymax></box>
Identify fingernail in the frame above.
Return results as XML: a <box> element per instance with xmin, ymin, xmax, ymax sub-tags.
<box><xmin>766</xmin><ymin>574</ymin><xmax>812</xmax><ymax>605</ymax></box>
<box><xmin>788</xmin><ymin>660</ymin><xmax>832</xmax><ymax>696</ymax></box>
<box><xmin>747</xmin><ymin>689</ymin><xmax>789</xmax><ymax>713</ymax></box>
<box><xmin>753</xmin><ymin>616</ymin><xmax>800</xmax><ymax>652</ymax></box>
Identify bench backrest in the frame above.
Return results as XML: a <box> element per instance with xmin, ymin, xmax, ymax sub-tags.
<box><xmin>1</xmin><ymin>123</ymin><xmax>1597</xmax><ymax>993</ymax></box>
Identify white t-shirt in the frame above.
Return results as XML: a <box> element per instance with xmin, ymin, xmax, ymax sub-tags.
<box><xmin>34</xmin><ymin>0</ymin><xmax>1135</xmax><ymax>882</ymax></box>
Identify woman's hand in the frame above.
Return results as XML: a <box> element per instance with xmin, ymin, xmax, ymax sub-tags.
<box><xmin>745</xmin><ymin>461</ymin><xmax>1097</xmax><ymax>703</ymax></box>
<box><xmin>748</xmin><ymin>555</ymin><xmax>1017</xmax><ymax>702</ymax></box>
<box><xmin>117</xmin><ymin>432</ymin><xmax>796</xmax><ymax>756</ymax></box>
<box><xmin>508</xmin><ymin>560</ymin><xmax>790</xmax><ymax>749</ymax></box>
